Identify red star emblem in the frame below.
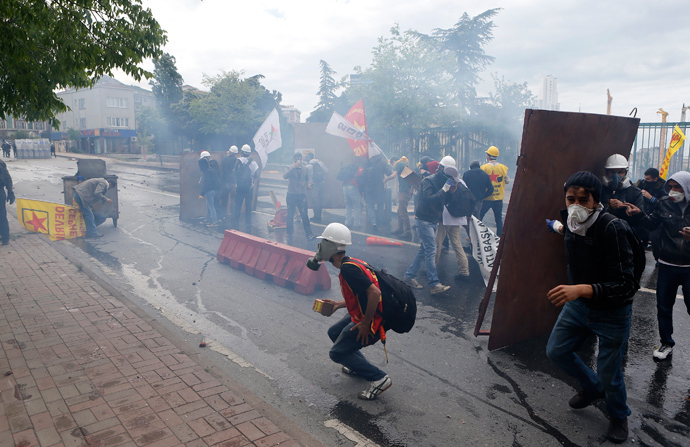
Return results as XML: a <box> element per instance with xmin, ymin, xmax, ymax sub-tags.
<box><xmin>26</xmin><ymin>211</ymin><xmax>48</xmax><ymax>232</ymax></box>
<box><xmin>489</xmin><ymin>172</ymin><xmax>500</xmax><ymax>182</ymax></box>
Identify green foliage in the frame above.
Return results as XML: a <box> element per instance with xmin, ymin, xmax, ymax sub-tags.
<box><xmin>0</xmin><ymin>0</ymin><xmax>167</xmax><ymax>127</ymax></box>
<box><xmin>136</xmin><ymin>107</ymin><xmax>167</xmax><ymax>153</ymax></box>
<box><xmin>150</xmin><ymin>53</ymin><xmax>184</xmax><ymax>117</ymax></box>
<box><xmin>185</xmin><ymin>71</ymin><xmax>281</xmax><ymax>145</ymax></box>
<box><xmin>14</xmin><ymin>130</ymin><xmax>31</xmax><ymax>140</ymax></box>
<box><xmin>486</xmin><ymin>74</ymin><xmax>536</xmax><ymax>129</ymax></box>
<box><xmin>307</xmin><ymin>60</ymin><xmax>339</xmax><ymax>123</ymax></box>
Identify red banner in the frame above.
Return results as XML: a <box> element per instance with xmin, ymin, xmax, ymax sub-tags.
<box><xmin>344</xmin><ymin>100</ymin><xmax>369</xmax><ymax>157</ymax></box>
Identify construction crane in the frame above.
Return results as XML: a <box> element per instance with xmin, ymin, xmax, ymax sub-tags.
<box><xmin>606</xmin><ymin>89</ymin><xmax>613</xmax><ymax>115</ymax></box>
<box><xmin>658</xmin><ymin>108</ymin><xmax>670</xmax><ymax>169</ymax></box>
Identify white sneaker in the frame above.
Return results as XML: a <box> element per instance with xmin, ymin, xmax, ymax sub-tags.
<box><xmin>357</xmin><ymin>375</ymin><xmax>392</xmax><ymax>400</ymax></box>
<box><xmin>430</xmin><ymin>283</ymin><xmax>451</xmax><ymax>295</ymax></box>
<box><xmin>653</xmin><ymin>344</ymin><xmax>673</xmax><ymax>360</ymax></box>
<box><xmin>405</xmin><ymin>278</ymin><xmax>423</xmax><ymax>289</ymax></box>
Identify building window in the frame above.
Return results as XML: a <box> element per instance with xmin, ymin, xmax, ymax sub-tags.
<box><xmin>107</xmin><ymin>97</ymin><xmax>128</xmax><ymax>108</ymax></box>
<box><xmin>79</xmin><ymin>98</ymin><xmax>86</xmax><ymax>109</ymax></box>
<box><xmin>80</xmin><ymin>118</ymin><xmax>86</xmax><ymax>128</ymax></box>
<box><xmin>27</xmin><ymin>122</ymin><xmax>33</xmax><ymax>130</ymax></box>
<box><xmin>134</xmin><ymin>95</ymin><xmax>141</xmax><ymax>103</ymax></box>
<box><xmin>0</xmin><ymin>121</ymin><xmax>4</xmax><ymax>129</ymax></box>
<box><xmin>107</xmin><ymin>117</ymin><xmax>129</xmax><ymax>128</ymax></box>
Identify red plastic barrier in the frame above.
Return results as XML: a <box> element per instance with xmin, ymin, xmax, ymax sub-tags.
<box><xmin>217</xmin><ymin>230</ymin><xmax>331</xmax><ymax>295</ymax></box>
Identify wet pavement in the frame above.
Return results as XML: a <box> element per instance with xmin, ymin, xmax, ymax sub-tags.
<box><xmin>3</xmin><ymin>155</ymin><xmax>690</xmax><ymax>446</ymax></box>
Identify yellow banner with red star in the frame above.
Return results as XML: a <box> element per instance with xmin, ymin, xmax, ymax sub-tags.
<box><xmin>16</xmin><ymin>199</ymin><xmax>86</xmax><ymax>241</ymax></box>
<box><xmin>659</xmin><ymin>125</ymin><xmax>687</xmax><ymax>180</ymax></box>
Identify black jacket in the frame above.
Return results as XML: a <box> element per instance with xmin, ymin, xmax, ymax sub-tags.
<box><xmin>200</xmin><ymin>161</ymin><xmax>221</xmax><ymax>196</ymax></box>
<box><xmin>0</xmin><ymin>160</ymin><xmax>12</xmax><ymax>191</ymax></box>
<box><xmin>635</xmin><ymin>196</ymin><xmax>690</xmax><ymax>265</ymax></box>
<box><xmin>415</xmin><ymin>173</ymin><xmax>450</xmax><ymax>223</ymax></box>
<box><xmin>601</xmin><ymin>183</ymin><xmax>645</xmax><ymax>237</ymax></box>
<box><xmin>463</xmin><ymin>167</ymin><xmax>493</xmax><ymax>202</ymax></box>
<box><xmin>560</xmin><ymin>210</ymin><xmax>638</xmax><ymax>309</ymax></box>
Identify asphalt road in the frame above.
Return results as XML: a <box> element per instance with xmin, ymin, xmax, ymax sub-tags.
<box><xmin>6</xmin><ymin>156</ymin><xmax>690</xmax><ymax>446</ymax></box>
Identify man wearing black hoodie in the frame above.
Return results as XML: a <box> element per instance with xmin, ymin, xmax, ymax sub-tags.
<box><xmin>463</xmin><ymin>160</ymin><xmax>494</xmax><ymax>217</ymax></box>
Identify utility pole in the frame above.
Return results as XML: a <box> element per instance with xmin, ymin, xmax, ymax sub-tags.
<box><xmin>658</xmin><ymin>108</ymin><xmax>669</xmax><ymax>170</ymax></box>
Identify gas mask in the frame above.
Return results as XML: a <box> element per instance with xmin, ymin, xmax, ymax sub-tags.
<box><xmin>604</xmin><ymin>174</ymin><xmax>623</xmax><ymax>190</ymax></box>
<box><xmin>669</xmin><ymin>190</ymin><xmax>685</xmax><ymax>203</ymax></box>
<box><xmin>567</xmin><ymin>203</ymin><xmax>594</xmax><ymax>224</ymax></box>
<box><xmin>306</xmin><ymin>239</ymin><xmax>345</xmax><ymax>271</ymax></box>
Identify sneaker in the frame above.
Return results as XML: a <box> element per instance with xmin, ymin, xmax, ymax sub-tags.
<box><xmin>391</xmin><ymin>228</ymin><xmax>403</xmax><ymax>236</ymax></box>
<box><xmin>357</xmin><ymin>375</ymin><xmax>392</xmax><ymax>400</ymax></box>
<box><xmin>86</xmin><ymin>233</ymin><xmax>104</xmax><ymax>238</ymax></box>
<box><xmin>653</xmin><ymin>344</ymin><xmax>673</xmax><ymax>360</ymax></box>
<box><xmin>341</xmin><ymin>366</ymin><xmax>357</xmax><ymax>376</ymax></box>
<box><xmin>405</xmin><ymin>278</ymin><xmax>423</xmax><ymax>289</ymax></box>
<box><xmin>606</xmin><ymin>417</ymin><xmax>628</xmax><ymax>444</ymax></box>
<box><xmin>568</xmin><ymin>388</ymin><xmax>605</xmax><ymax>409</ymax></box>
<box><xmin>430</xmin><ymin>283</ymin><xmax>451</xmax><ymax>295</ymax></box>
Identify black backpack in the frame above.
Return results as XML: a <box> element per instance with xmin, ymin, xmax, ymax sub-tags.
<box><xmin>311</xmin><ymin>161</ymin><xmax>325</xmax><ymax>183</ymax></box>
<box><xmin>235</xmin><ymin>160</ymin><xmax>253</xmax><ymax>191</ymax></box>
<box><xmin>345</xmin><ymin>259</ymin><xmax>417</xmax><ymax>334</ymax></box>
<box><xmin>446</xmin><ymin>182</ymin><xmax>477</xmax><ymax>218</ymax></box>
<box><xmin>594</xmin><ymin>213</ymin><xmax>646</xmax><ymax>287</ymax></box>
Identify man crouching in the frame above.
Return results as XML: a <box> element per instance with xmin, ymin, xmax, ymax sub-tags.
<box><xmin>545</xmin><ymin>171</ymin><xmax>638</xmax><ymax>444</ymax></box>
<box><xmin>307</xmin><ymin>223</ymin><xmax>392</xmax><ymax>400</ymax></box>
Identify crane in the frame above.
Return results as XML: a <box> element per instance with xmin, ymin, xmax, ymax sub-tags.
<box><xmin>658</xmin><ymin>108</ymin><xmax>670</xmax><ymax>169</ymax></box>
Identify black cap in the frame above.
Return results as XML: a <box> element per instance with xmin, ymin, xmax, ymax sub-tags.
<box><xmin>564</xmin><ymin>171</ymin><xmax>602</xmax><ymax>203</ymax></box>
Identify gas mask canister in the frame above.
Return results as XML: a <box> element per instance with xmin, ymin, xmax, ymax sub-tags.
<box><xmin>306</xmin><ymin>239</ymin><xmax>344</xmax><ymax>271</ymax></box>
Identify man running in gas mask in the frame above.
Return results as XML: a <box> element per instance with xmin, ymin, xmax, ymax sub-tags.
<box><xmin>600</xmin><ymin>154</ymin><xmax>645</xmax><ymax>239</ymax></box>
<box><xmin>306</xmin><ymin>223</ymin><xmax>392</xmax><ymax>400</ymax></box>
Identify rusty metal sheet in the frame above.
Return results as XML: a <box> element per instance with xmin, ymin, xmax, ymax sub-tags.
<box><xmin>484</xmin><ymin>110</ymin><xmax>640</xmax><ymax>351</ymax></box>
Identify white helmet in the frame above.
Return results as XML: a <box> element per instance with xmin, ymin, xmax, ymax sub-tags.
<box><xmin>241</xmin><ymin>144</ymin><xmax>251</xmax><ymax>154</ymax></box>
<box><xmin>604</xmin><ymin>154</ymin><xmax>628</xmax><ymax>170</ymax></box>
<box><xmin>229</xmin><ymin>145</ymin><xmax>239</xmax><ymax>154</ymax></box>
<box><xmin>199</xmin><ymin>150</ymin><xmax>211</xmax><ymax>159</ymax></box>
<box><xmin>318</xmin><ymin>223</ymin><xmax>352</xmax><ymax>245</ymax></box>
<box><xmin>440</xmin><ymin>155</ymin><xmax>456</xmax><ymax>168</ymax></box>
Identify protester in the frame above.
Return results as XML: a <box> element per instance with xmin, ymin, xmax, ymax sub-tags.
<box><xmin>283</xmin><ymin>152</ymin><xmax>316</xmax><ymax>241</ymax></box>
<box><xmin>1</xmin><ymin>140</ymin><xmax>10</xmax><ymax>158</ymax></box>
<box><xmin>314</xmin><ymin>223</ymin><xmax>392</xmax><ymax>400</ymax></box>
<box><xmin>404</xmin><ymin>157</ymin><xmax>453</xmax><ymax>295</ymax></box>
<box><xmin>361</xmin><ymin>154</ymin><xmax>393</xmax><ymax>233</ymax></box>
<box><xmin>305</xmin><ymin>152</ymin><xmax>328</xmax><ymax>223</ymax></box>
<box><xmin>73</xmin><ymin>177</ymin><xmax>114</xmax><ymax>238</ymax></box>
<box><xmin>627</xmin><ymin>171</ymin><xmax>690</xmax><ymax>362</ymax></box>
<box><xmin>199</xmin><ymin>151</ymin><xmax>221</xmax><ymax>227</ymax></box>
<box><xmin>220</xmin><ymin>145</ymin><xmax>239</xmax><ymax>222</ymax></box>
<box><xmin>635</xmin><ymin>167</ymin><xmax>666</xmax><ymax>254</ymax></box>
<box><xmin>545</xmin><ymin>171</ymin><xmax>638</xmax><ymax>444</ymax></box>
<box><xmin>50</xmin><ymin>142</ymin><xmax>56</xmax><ymax>158</ymax></box>
<box><xmin>463</xmin><ymin>161</ymin><xmax>494</xmax><ymax>217</ymax></box>
<box><xmin>600</xmin><ymin>154</ymin><xmax>644</xmax><ymax>240</ymax></box>
<box><xmin>337</xmin><ymin>160</ymin><xmax>364</xmax><ymax>230</ymax></box>
<box><xmin>11</xmin><ymin>141</ymin><xmax>17</xmax><ymax>158</ymax></box>
<box><xmin>435</xmin><ymin>156</ymin><xmax>470</xmax><ymax>279</ymax></box>
<box><xmin>231</xmin><ymin>145</ymin><xmax>259</xmax><ymax>233</ymax></box>
<box><xmin>386</xmin><ymin>156</ymin><xmax>413</xmax><ymax>239</ymax></box>
<box><xmin>479</xmin><ymin>146</ymin><xmax>509</xmax><ymax>236</ymax></box>
<box><xmin>0</xmin><ymin>159</ymin><xmax>15</xmax><ymax>245</ymax></box>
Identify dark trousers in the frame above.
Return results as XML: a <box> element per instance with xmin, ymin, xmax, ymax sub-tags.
<box><xmin>0</xmin><ymin>189</ymin><xmax>8</xmax><ymax>243</ymax></box>
<box><xmin>364</xmin><ymin>188</ymin><xmax>385</xmax><ymax>226</ymax></box>
<box><xmin>309</xmin><ymin>183</ymin><xmax>324</xmax><ymax>221</ymax></box>
<box><xmin>232</xmin><ymin>188</ymin><xmax>252</xmax><ymax>232</ymax></box>
<box><xmin>396</xmin><ymin>190</ymin><xmax>412</xmax><ymax>234</ymax></box>
<box><xmin>220</xmin><ymin>183</ymin><xmax>236</xmax><ymax>220</ymax></box>
<box><xmin>656</xmin><ymin>263</ymin><xmax>690</xmax><ymax>346</ymax></box>
<box><xmin>480</xmin><ymin>200</ymin><xmax>504</xmax><ymax>236</ymax></box>
<box><xmin>286</xmin><ymin>192</ymin><xmax>311</xmax><ymax>237</ymax></box>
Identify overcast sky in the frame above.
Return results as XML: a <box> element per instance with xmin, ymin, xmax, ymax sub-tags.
<box><xmin>116</xmin><ymin>0</ymin><xmax>690</xmax><ymax>124</ymax></box>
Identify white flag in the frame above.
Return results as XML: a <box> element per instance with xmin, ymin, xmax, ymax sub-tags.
<box><xmin>468</xmin><ymin>216</ymin><xmax>500</xmax><ymax>291</ymax></box>
<box><xmin>253</xmin><ymin>108</ymin><xmax>282</xmax><ymax>168</ymax></box>
<box><xmin>325</xmin><ymin>112</ymin><xmax>371</xmax><ymax>141</ymax></box>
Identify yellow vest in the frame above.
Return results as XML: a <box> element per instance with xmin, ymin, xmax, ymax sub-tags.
<box><xmin>480</xmin><ymin>162</ymin><xmax>509</xmax><ymax>201</ymax></box>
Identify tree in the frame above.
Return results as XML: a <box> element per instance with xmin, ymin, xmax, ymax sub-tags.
<box><xmin>486</xmin><ymin>74</ymin><xmax>536</xmax><ymax>128</ymax></box>
<box><xmin>150</xmin><ymin>53</ymin><xmax>184</xmax><ymax>118</ymax></box>
<box><xmin>307</xmin><ymin>60</ymin><xmax>339</xmax><ymax>123</ymax></box>
<box><xmin>136</xmin><ymin>107</ymin><xmax>167</xmax><ymax>153</ymax></box>
<box><xmin>0</xmin><ymin>0</ymin><xmax>166</xmax><ymax>126</ymax></box>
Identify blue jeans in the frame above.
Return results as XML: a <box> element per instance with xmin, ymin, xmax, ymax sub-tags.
<box><xmin>343</xmin><ymin>185</ymin><xmax>361</xmax><ymax>228</ymax></box>
<box><xmin>405</xmin><ymin>218</ymin><xmax>440</xmax><ymax>288</ymax></box>
<box><xmin>286</xmin><ymin>192</ymin><xmax>311</xmax><ymax>237</ymax></box>
<box><xmin>74</xmin><ymin>191</ymin><xmax>106</xmax><ymax>237</ymax></box>
<box><xmin>656</xmin><ymin>263</ymin><xmax>690</xmax><ymax>346</ymax></box>
<box><xmin>546</xmin><ymin>298</ymin><xmax>632</xmax><ymax>420</ymax></box>
<box><xmin>205</xmin><ymin>189</ymin><xmax>218</xmax><ymax>224</ymax></box>
<box><xmin>327</xmin><ymin>314</ymin><xmax>385</xmax><ymax>381</ymax></box>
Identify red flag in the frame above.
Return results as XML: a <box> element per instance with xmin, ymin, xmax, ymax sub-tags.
<box><xmin>344</xmin><ymin>100</ymin><xmax>369</xmax><ymax>157</ymax></box>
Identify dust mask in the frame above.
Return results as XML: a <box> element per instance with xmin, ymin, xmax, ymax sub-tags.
<box><xmin>567</xmin><ymin>204</ymin><xmax>594</xmax><ymax>224</ymax></box>
<box><xmin>669</xmin><ymin>190</ymin><xmax>685</xmax><ymax>203</ymax></box>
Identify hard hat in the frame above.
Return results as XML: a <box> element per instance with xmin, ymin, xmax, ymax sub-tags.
<box><xmin>440</xmin><ymin>155</ymin><xmax>456</xmax><ymax>168</ymax></box>
<box><xmin>317</xmin><ymin>223</ymin><xmax>352</xmax><ymax>245</ymax></box>
<box><xmin>229</xmin><ymin>145</ymin><xmax>238</xmax><ymax>154</ymax></box>
<box><xmin>241</xmin><ymin>144</ymin><xmax>251</xmax><ymax>153</ymax></box>
<box><xmin>400</xmin><ymin>156</ymin><xmax>408</xmax><ymax>163</ymax></box>
<box><xmin>486</xmin><ymin>146</ymin><xmax>499</xmax><ymax>157</ymax></box>
<box><xmin>199</xmin><ymin>151</ymin><xmax>211</xmax><ymax>159</ymax></box>
<box><xmin>604</xmin><ymin>154</ymin><xmax>629</xmax><ymax>170</ymax></box>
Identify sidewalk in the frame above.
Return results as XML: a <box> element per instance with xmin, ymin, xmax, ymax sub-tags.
<box><xmin>0</xmin><ymin>222</ymin><xmax>323</xmax><ymax>446</ymax></box>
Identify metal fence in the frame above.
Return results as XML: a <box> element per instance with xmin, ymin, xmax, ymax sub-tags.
<box><xmin>630</xmin><ymin>122</ymin><xmax>690</xmax><ymax>180</ymax></box>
